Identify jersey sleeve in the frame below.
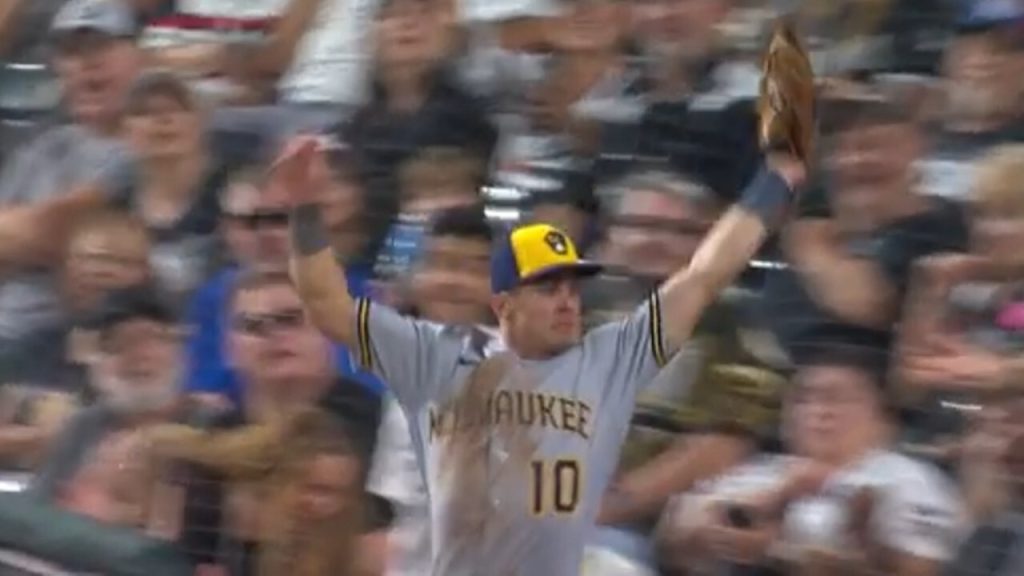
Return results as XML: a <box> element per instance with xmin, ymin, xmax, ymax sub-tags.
<box><xmin>875</xmin><ymin>461</ymin><xmax>967</xmax><ymax>562</ymax></box>
<box><xmin>584</xmin><ymin>292</ymin><xmax>672</xmax><ymax>400</ymax></box>
<box><xmin>352</xmin><ymin>298</ymin><xmax>464</xmax><ymax>412</ymax></box>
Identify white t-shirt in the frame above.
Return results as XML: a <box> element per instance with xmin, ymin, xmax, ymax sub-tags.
<box><xmin>668</xmin><ymin>450</ymin><xmax>967</xmax><ymax>563</ymax></box>
<box><xmin>277</xmin><ymin>0</ymin><xmax>380</xmax><ymax>105</ymax></box>
<box><xmin>367</xmin><ymin>395</ymin><xmax>431</xmax><ymax>576</ymax></box>
<box><xmin>784</xmin><ymin>450</ymin><xmax>967</xmax><ymax>562</ymax></box>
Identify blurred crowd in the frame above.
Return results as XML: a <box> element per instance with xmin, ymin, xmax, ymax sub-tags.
<box><xmin>0</xmin><ymin>0</ymin><xmax>1023</xmax><ymax>575</ymax></box>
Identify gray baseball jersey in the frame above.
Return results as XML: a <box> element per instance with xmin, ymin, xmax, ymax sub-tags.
<box><xmin>353</xmin><ymin>293</ymin><xmax>670</xmax><ymax>576</ymax></box>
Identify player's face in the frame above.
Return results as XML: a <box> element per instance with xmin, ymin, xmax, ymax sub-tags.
<box><xmin>295</xmin><ymin>453</ymin><xmax>361</xmax><ymax>525</ymax></box>
<box><xmin>230</xmin><ymin>283</ymin><xmax>334</xmax><ymax>401</ymax></box>
<box><xmin>411</xmin><ymin>235</ymin><xmax>492</xmax><ymax>325</ymax></box>
<box><xmin>791</xmin><ymin>365</ymin><xmax>882</xmax><ymax>463</ymax></box>
<box><xmin>499</xmin><ymin>272</ymin><xmax>584</xmax><ymax>358</ymax></box>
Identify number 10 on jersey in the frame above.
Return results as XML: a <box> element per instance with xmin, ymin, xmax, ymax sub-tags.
<box><xmin>530</xmin><ymin>458</ymin><xmax>582</xmax><ymax>516</ymax></box>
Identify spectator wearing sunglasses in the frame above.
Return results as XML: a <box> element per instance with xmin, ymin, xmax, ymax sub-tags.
<box><xmin>169</xmin><ymin>270</ymin><xmax>381</xmax><ymax>575</ymax></box>
<box><xmin>185</xmin><ymin>158</ymin><xmax>382</xmax><ymax>413</ymax></box>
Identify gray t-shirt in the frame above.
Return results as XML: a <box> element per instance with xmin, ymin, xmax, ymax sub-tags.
<box><xmin>353</xmin><ymin>294</ymin><xmax>669</xmax><ymax>576</ymax></box>
<box><xmin>0</xmin><ymin>124</ymin><xmax>130</xmax><ymax>343</ymax></box>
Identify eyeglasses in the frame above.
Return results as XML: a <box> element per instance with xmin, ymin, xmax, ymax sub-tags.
<box><xmin>231</xmin><ymin>309</ymin><xmax>305</xmax><ymax>336</ymax></box>
<box><xmin>224</xmin><ymin>211</ymin><xmax>290</xmax><ymax>230</ymax></box>
<box><xmin>611</xmin><ymin>215</ymin><xmax>712</xmax><ymax>236</ymax></box>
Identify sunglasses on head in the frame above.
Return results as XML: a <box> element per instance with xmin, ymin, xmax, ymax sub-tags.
<box><xmin>224</xmin><ymin>211</ymin><xmax>290</xmax><ymax>230</ymax></box>
<box><xmin>231</xmin><ymin>309</ymin><xmax>305</xmax><ymax>336</ymax></box>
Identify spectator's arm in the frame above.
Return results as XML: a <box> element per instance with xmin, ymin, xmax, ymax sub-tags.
<box><xmin>0</xmin><ymin>0</ymin><xmax>25</xmax><ymax>57</ymax></box>
<box><xmin>0</xmin><ymin>426</ymin><xmax>48</xmax><ymax>459</ymax></box>
<box><xmin>143</xmin><ymin>43</ymin><xmax>230</xmax><ymax>78</ymax></box>
<box><xmin>599</xmin><ymin>433</ymin><xmax>754</xmax><ymax>526</ymax></box>
<box><xmin>231</xmin><ymin>0</ymin><xmax>325</xmax><ymax>81</ymax></box>
<box><xmin>785</xmin><ymin>218</ymin><xmax>896</xmax><ymax>328</ymax></box>
<box><xmin>0</xmin><ymin>187</ymin><xmax>107</xmax><ymax>272</ymax></box>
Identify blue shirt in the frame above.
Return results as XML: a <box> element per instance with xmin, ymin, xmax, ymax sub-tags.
<box><xmin>184</xmin><ymin>265</ymin><xmax>384</xmax><ymax>407</ymax></box>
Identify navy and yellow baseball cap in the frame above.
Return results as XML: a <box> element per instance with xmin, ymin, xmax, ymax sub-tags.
<box><xmin>491</xmin><ymin>223</ymin><xmax>602</xmax><ymax>293</ymax></box>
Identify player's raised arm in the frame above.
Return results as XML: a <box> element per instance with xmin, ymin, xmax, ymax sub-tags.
<box><xmin>279</xmin><ymin>137</ymin><xmax>358</xmax><ymax>346</ymax></box>
<box><xmin>658</xmin><ymin>21</ymin><xmax>815</xmax><ymax>354</ymax></box>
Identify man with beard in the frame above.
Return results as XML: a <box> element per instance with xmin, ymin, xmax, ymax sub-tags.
<box><xmin>31</xmin><ymin>286</ymin><xmax>182</xmax><ymax>530</ymax></box>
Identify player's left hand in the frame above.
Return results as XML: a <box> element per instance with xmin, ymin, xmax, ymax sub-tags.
<box><xmin>758</xmin><ymin>18</ymin><xmax>815</xmax><ymax>166</ymax></box>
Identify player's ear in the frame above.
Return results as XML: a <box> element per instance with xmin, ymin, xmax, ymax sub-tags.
<box><xmin>490</xmin><ymin>293</ymin><xmax>510</xmax><ymax>324</ymax></box>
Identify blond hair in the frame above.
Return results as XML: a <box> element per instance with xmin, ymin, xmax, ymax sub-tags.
<box><xmin>973</xmin><ymin>145</ymin><xmax>1024</xmax><ymax>218</ymax></box>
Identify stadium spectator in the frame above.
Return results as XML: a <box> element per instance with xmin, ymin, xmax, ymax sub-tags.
<box><xmin>945</xmin><ymin>402</ymin><xmax>1024</xmax><ymax>576</ymax></box>
<box><xmin>184</xmin><ymin>165</ymin><xmax>291</xmax><ymax>410</ymax></box>
<box><xmin>374</xmin><ymin>146</ymin><xmax>486</xmax><ymax>282</ymax></box>
<box><xmin>597</xmin><ymin>0</ymin><xmax>761</xmax><ymax>203</ymax></box>
<box><xmin>343</xmin><ymin>0</ymin><xmax>497</xmax><ymax>260</ymax></box>
<box><xmin>0</xmin><ymin>0</ymin><xmax>143</xmax><ymax>374</ymax></box>
<box><xmin>258</xmin><ymin>415</ymin><xmax>370</xmax><ymax>576</ymax></box>
<box><xmin>0</xmin><ymin>208</ymin><xmax>152</xmax><ymax>388</ymax></box>
<box><xmin>368</xmin><ymin>204</ymin><xmax>496</xmax><ymax>575</ymax></box>
<box><xmin>115</xmin><ymin>70</ymin><xmax>229</xmax><ymax>316</ymax></box>
<box><xmin>657</xmin><ymin>345</ymin><xmax>966</xmax><ymax>576</ymax></box>
<box><xmin>526</xmin><ymin>165</ymin><xmax>601</xmax><ymax>254</ymax></box>
<box><xmin>144</xmin><ymin>270</ymin><xmax>381</xmax><ymax>573</ymax></box>
<box><xmin>764</xmin><ymin>94</ymin><xmax>969</xmax><ymax>366</ymax></box>
<box><xmin>896</xmin><ymin>144</ymin><xmax>1024</xmax><ymax>468</ymax></box>
<box><xmin>135</xmin><ymin>0</ymin><xmax>286</xmax><ymax>104</ymax></box>
<box><xmin>209</xmin><ymin>0</ymin><xmax>381</xmax><ymax>140</ymax></box>
<box><xmin>31</xmin><ymin>287</ymin><xmax>185</xmax><ymax>536</ymax></box>
<box><xmin>918</xmin><ymin>0</ymin><xmax>1024</xmax><ymax>200</ymax></box>
<box><xmin>584</xmin><ymin>168</ymin><xmax>784</xmax><ymax>574</ymax></box>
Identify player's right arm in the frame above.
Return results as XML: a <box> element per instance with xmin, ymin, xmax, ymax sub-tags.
<box><xmin>282</xmin><ymin>138</ymin><xmax>357</xmax><ymax>345</ymax></box>
<box><xmin>282</xmin><ymin>138</ymin><xmax>461</xmax><ymax>406</ymax></box>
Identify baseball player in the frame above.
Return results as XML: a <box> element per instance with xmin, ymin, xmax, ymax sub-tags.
<box><xmin>280</xmin><ymin>22</ymin><xmax>814</xmax><ymax>576</ymax></box>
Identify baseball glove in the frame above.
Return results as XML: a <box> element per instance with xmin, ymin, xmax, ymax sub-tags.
<box><xmin>758</xmin><ymin>18</ymin><xmax>816</xmax><ymax>163</ymax></box>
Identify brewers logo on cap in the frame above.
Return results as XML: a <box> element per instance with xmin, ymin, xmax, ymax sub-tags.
<box><xmin>490</xmin><ymin>224</ymin><xmax>602</xmax><ymax>293</ymax></box>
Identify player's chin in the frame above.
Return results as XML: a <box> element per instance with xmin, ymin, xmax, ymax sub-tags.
<box><xmin>548</xmin><ymin>325</ymin><xmax>582</xmax><ymax>350</ymax></box>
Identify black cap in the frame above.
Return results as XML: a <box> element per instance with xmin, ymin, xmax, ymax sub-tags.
<box><xmin>94</xmin><ymin>286</ymin><xmax>174</xmax><ymax>333</ymax></box>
